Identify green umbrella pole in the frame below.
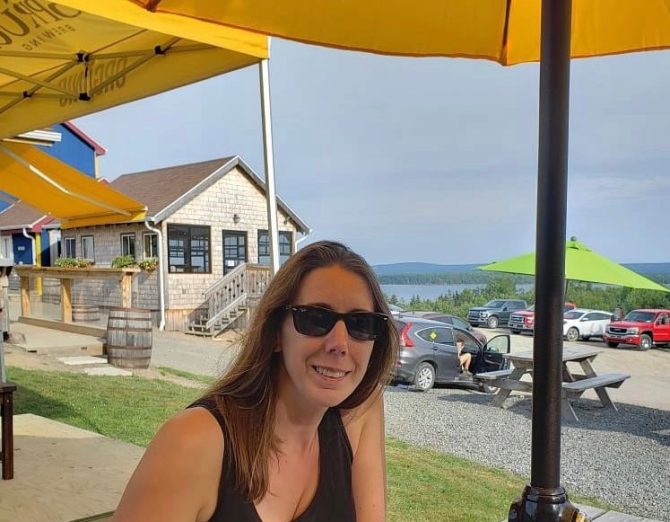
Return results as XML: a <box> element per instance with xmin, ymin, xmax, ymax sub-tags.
<box><xmin>508</xmin><ymin>1</ymin><xmax>586</xmax><ymax>521</ymax></box>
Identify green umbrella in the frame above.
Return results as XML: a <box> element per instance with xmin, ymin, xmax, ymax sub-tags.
<box><xmin>479</xmin><ymin>239</ymin><xmax>669</xmax><ymax>292</ymax></box>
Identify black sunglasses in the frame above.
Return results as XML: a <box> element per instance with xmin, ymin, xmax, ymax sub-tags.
<box><xmin>284</xmin><ymin>305</ymin><xmax>388</xmax><ymax>341</ymax></box>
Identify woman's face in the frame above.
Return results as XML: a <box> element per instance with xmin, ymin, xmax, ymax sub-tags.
<box><xmin>277</xmin><ymin>265</ymin><xmax>376</xmax><ymax>410</ymax></box>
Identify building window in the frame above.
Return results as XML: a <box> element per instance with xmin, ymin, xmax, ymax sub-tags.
<box><xmin>0</xmin><ymin>236</ymin><xmax>12</xmax><ymax>260</ymax></box>
<box><xmin>167</xmin><ymin>224</ymin><xmax>210</xmax><ymax>273</ymax></box>
<box><xmin>258</xmin><ymin>230</ymin><xmax>293</xmax><ymax>265</ymax></box>
<box><xmin>143</xmin><ymin>232</ymin><xmax>158</xmax><ymax>259</ymax></box>
<box><xmin>81</xmin><ymin>235</ymin><xmax>95</xmax><ymax>262</ymax></box>
<box><xmin>121</xmin><ymin>233</ymin><xmax>135</xmax><ymax>258</ymax></box>
<box><xmin>64</xmin><ymin>237</ymin><xmax>76</xmax><ymax>258</ymax></box>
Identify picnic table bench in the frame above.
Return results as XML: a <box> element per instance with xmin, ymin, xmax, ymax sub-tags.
<box><xmin>475</xmin><ymin>348</ymin><xmax>630</xmax><ymax>421</ymax></box>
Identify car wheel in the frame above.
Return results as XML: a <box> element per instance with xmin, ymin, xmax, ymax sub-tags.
<box><xmin>566</xmin><ymin>327</ymin><xmax>580</xmax><ymax>342</ymax></box>
<box><xmin>639</xmin><ymin>334</ymin><xmax>652</xmax><ymax>351</ymax></box>
<box><xmin>607</xmin><ymin>342</ymin><xmax>619</xmax><ymax>348</ymax></box>
<box><xmin>414</xmin><ymin>362</ymin><xmax>436</xmax><ymax>391</ymax></box>
<box><xmin>487</xmin><ymin>316</ymin><xmax>499</xmax><ymax>329</ymax></box>
<box><xmin>511</xmin><ymin>329</ymin><xmax>520</xmax><ymax>335</ymax></box>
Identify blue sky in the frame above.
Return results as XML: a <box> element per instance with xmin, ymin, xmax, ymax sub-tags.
<box><xmin>76</xmin><ymin>39</ymin><xmax>670</xmax><ymax>266</ymax></box>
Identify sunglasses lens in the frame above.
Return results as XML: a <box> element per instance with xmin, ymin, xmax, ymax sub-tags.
<box><xmin>292</xmin><ymin>306</ymin><xmax>335</xmax><ymax>336</ymax></box>
<box><xmin>345</xmin><ymin>313</ymin><xmax>385</xmax><ymax>341</ymax></box>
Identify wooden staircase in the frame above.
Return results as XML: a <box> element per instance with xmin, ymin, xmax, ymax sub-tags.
<box><xmin>186</xmin><ymin>263</ymin><xmax>271</xmax><ymax>337</ymax></box>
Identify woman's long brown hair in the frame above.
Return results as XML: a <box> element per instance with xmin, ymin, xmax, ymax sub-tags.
<box><xmin>200</xmin><ymin>240</ymin><xmax>398</xmax><ymax>502</ymax></box>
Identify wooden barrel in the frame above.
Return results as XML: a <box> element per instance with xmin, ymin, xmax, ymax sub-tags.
<box><xmin>72</xmin><ymin>304</ymin><xmax>100</xmax><ymax>322</ymax></box>
<box><xmin>106</xmin><ymin>307</ymin><xmax>153</xmax><ymax>369</ymax></box>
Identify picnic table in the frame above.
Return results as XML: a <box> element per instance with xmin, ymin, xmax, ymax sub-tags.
<box><xmin>476</xmin><ymin>347</ymin><xmax>630</xmax><ymax>421</ymax></box>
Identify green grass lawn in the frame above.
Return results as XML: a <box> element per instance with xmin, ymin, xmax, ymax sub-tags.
<box><xmin>7</xmin><ymin>366</ymin><xmax>612</xmax><ymax>521</ymax></box>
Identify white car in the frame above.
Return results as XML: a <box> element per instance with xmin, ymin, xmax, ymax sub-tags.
<box><xmin>563</xmin><ymin>309</ymin><xmax>614</xmax><ymax>342</ymax></box>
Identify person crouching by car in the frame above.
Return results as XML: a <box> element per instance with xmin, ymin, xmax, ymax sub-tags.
<box><xmin>456</xmin><ymin>338</ymin><xmax>472</xmax><ymax>377</ymax></box>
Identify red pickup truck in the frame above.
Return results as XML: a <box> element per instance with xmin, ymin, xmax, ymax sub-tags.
<box><xmin>603</xmin><ymin>309</ymin><xmax>670</xmax><ymax>350</ymax></box>
<box><xmin>508</xmin><ymin>302</ymin><xmax>576</xmax><ymax>335</ymax></box>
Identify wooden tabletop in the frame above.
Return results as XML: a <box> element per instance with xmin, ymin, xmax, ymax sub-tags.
<box><xmin>504</xmin><ymin>347</ymin><xmax>602</xmax><ymax>364</ymax></box>
<box><xmin>0</xmin><ymin>381</ymin><xmax>16</xmax><ymax>393</ymax></box>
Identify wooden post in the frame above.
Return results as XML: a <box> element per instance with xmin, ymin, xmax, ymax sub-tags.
<box><xmin>120</xmin><ymin>273</ymin><xmax>132</xmax><ymax>308</ymax></box>
<box><xmin>61</xmin><ymin>279</ymin><xmax>72</xmax><ymax>323</ymax></box>
<box><xmin>20</xmin><ymin>276</ymin><xmax>30</xmax><ymax>317</ymax></box>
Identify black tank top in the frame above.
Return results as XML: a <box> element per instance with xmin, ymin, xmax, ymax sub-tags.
<box><xmin>191</xmin><ymin>399</ymin><xmax>356</xmax><ymax>522</ymax></box>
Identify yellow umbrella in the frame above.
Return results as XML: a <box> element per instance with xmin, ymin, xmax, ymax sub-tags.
<box><xmin>72</xmin><ymin>0</ymin><xmax>670</xmax><ymax>63</ymax></box>
<box><xmin>0</xmin><ymin>1</ymin><xmax>267</xmax><ymax>139</ymax></box>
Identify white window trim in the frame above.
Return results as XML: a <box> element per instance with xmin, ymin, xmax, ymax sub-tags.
<box><xmin>81</xmin><ymin>235</ymin><xmax>95</xmax><ymax>262</ymax></box>
<box><xmin>143</xmin><ymin>232</ymin><xmax>158</xmax><ymax>259</ymax></box>
<box><xmin>121</xmin><ymin>233</ymin><xmax>136</xmax><ymax>258</ymax></box>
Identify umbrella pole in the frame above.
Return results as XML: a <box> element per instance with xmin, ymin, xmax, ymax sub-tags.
<box><xmin>508</xmin><ymin>1</ymin><xmax>586</xmax><ymax>521</ymax></box>
<box><xmin>259</xmin><ymin>55</ymin><xmax>281</xmax><ymax>276</ymax></box>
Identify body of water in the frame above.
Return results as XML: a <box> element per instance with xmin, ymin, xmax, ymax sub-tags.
<box><xmin>381</xmin><ymin>283</ymin><xmax>534</xmax><ymax>301</ymax></box>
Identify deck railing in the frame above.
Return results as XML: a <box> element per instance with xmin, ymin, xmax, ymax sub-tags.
<box><xmin>203</xmin><ymin>263</ymin><xmax>271</xmax><ymax>330</ymax></box>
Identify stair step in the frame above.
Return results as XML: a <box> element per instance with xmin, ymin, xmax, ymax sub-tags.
<box><xmin>189</xmin><ymin>324</ymin><xmax>209</xmax><ymax>331</ymax></box>
<box><xmin>185</xmin><ymin>328</ymin><xmax>214</xmax><ymax>337</ymax></box>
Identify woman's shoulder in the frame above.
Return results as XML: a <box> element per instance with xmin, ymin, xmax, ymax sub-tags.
<box><xmin>111</xmin><ymin>406</ymin><xmax>225</xmax><ymax>521</ymax></box>
<box><xmin>339</xmin><ymin>388</ymin><xmax>384</xmax><ymax>454</ymax></box>
<box><xmin>161</xmin><ymin>405</ymin><xmax>225</xmax><ymax>450</ymax></box>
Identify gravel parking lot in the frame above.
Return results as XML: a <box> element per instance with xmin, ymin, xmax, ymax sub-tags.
<box><xmin>385</xmin><ymin>330</ymin><xmax>670</xmax><ymax>521</ymax></box>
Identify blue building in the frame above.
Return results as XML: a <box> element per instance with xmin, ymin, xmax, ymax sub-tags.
<box><xmin>0</xmin><ymin>122</ymin><xmax>106</xmax><ymax>266</ymax></box>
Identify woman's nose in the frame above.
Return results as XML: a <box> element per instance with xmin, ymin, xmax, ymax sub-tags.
<box><xmin>325</xmin><ymin>319</ymin><xmax>349</xmax><ymax>354</ymax></box>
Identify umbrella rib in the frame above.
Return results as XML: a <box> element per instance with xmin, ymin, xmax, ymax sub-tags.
<box><xmin>0</xmin><ymin>92</ymin><xmax>65</xmax><ymax>99</ymax></box>
<box><xmin>0</xmin><ymin>61</ymin><xmax>79</xmax><ymax>115</ymax></box>
<box><xmin>0</xmin><ymin>144</ymin><xmax>133</xmax><ymax>217</ymax></box>
<box><xmin>0</xmin><ymin>51</ymin><xmax>76</xmax><ymax>60</ymax></box>
<box><xmin>95</xmin><ymin>43</ymin><xmax>210</xmax><ymax>60</ymax></box>
<box><xmin>88</xmin><ymin>37</ymin><xmax>181</xmax><ymax>98</ymax></box>
<box><xmin>0</xmin><ymin>67</ymin><xmax>79</xmax><ymax>98</ymax></box>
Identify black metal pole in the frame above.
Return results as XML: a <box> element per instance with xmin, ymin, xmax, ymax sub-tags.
<box><xmin>508</xmin><ymin>1</ymin><xmax>587</xmax><ymax>520</ymax></box>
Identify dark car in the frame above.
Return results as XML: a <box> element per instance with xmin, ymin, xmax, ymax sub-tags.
<box><xmin>399</xmin><ymin>311</ymin><xmax>487</xmax><ymax>344</ymax></box>
<box><xmin>392</xmin><ymin>317</ymin><xmax>510</xmax><ymax>392</ymax></box>
<box><xmin>467</xmin><ymin>299</ymin><xmax>528</xmax><ymax>329</ymax></box>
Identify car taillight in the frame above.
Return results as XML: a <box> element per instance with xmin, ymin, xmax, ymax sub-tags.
<box><xmin>399</xmin><ymin>322</ymin><xmax>414</xmax><ymax>348</ymax></box>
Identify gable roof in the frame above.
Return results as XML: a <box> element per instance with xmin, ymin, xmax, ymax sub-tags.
<box><xmin>111</xmin><ymin>157</ymin><xmax>310</xmax><ymax>234</ymax></box>
<box><xmin>62</xmin><ymin>122</ymin><xmax>107</xmax><ymax>156</ymax></box>
<box><xmin>0</xmin><ymin>201</ymin><xmax>45</xmax><ymax>230</ymax></box>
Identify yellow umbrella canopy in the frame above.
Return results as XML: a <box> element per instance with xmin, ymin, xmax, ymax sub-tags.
<box><xmin>0</xmin><ymin>0</ymin><xmax>267</xmax><ymax>139</ymax></box>
<box><xmin>74</xmin><ymin>0</ymin><xmax>670</xmax><ymax>64</ymax></box>
<box><xmin>0</xmin><ymin>141</ymin><xmax>146</xmax><ymax>228</ymax></box>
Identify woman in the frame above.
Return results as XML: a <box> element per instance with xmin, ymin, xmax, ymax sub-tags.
<box><xmin>112</xmin><ymin>241</ymin><xmax>398</xmax><ymax>522</ymax></box>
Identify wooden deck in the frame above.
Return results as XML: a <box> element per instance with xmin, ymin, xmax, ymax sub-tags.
<box><xmin>0</xmin><ymin>414</ymin><xmax>142</xmax><ymax>522</ymax></box>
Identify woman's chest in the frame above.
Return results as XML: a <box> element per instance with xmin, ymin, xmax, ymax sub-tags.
<box><xmin>254</xmin><ymin>445</ymin><xmax>321</xmax><ymax>522</ymax></box>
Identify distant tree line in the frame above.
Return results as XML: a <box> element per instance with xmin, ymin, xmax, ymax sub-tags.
<box><xmin>385</xmin><ymin>276</ymin><xmax>670</xmax><ymax>319</ymax></box>
<box><xmin>378</xmin><ymin>271</ymin><xmax>670</xmax><ymax>285</ymax></box>
<box><xmin>378</xmin><ymin>272</ymin><xmax>534</xmax><ymax>285</ymax></box>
